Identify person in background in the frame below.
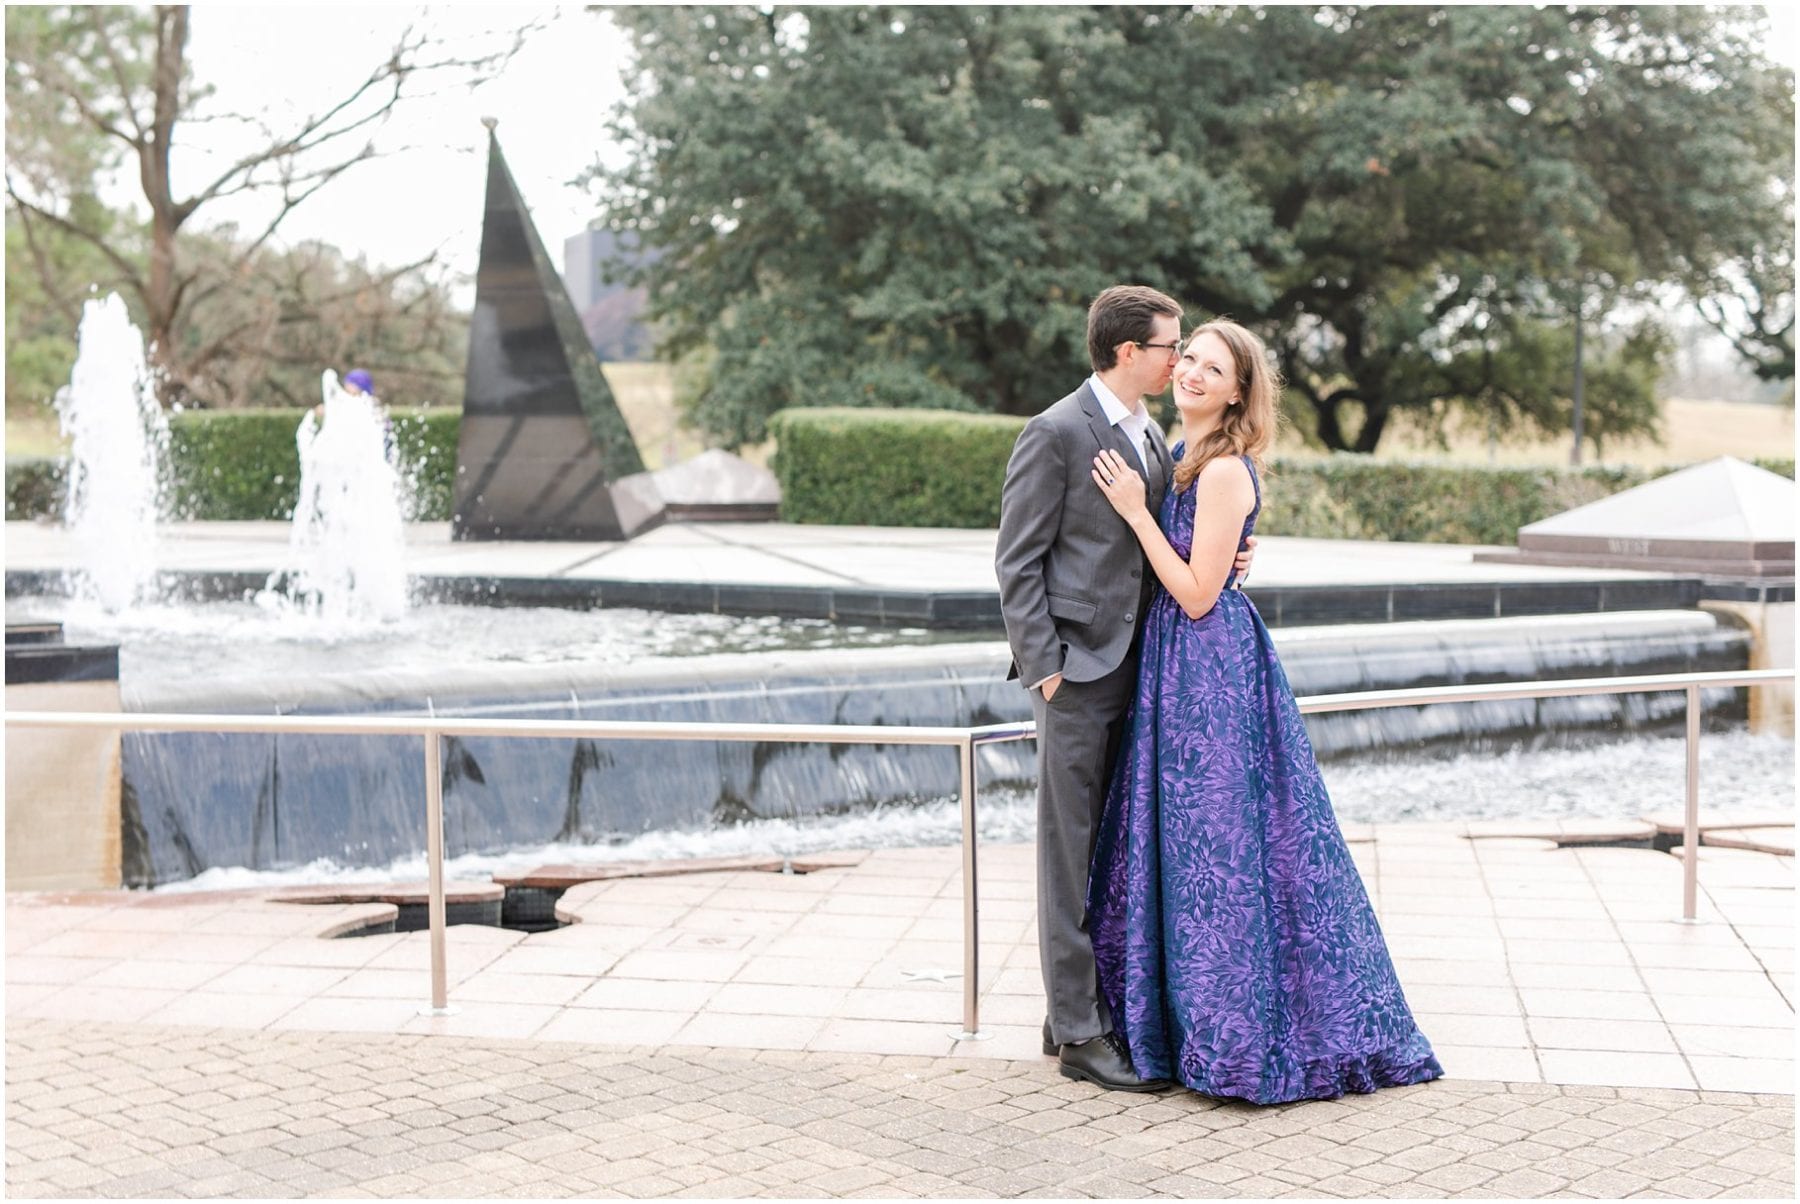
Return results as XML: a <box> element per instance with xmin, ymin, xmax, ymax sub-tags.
<box><xmin>316</xmin><ymin>367</ymin><xmax>396</xmax><ymax>464</ymax></box>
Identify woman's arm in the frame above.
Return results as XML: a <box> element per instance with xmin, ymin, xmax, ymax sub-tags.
<box><xmin>1091</xmin><ymin>448</ymin><xmax>1255</xmax><ymax>621</ymax></box>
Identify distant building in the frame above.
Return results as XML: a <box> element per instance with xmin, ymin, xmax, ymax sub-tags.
<box><xmin>562</xmin><ymin>227</ymin><xmax>655</xmax><ymax>362</ymax></box>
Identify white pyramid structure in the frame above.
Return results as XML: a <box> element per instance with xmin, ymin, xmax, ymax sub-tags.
<box><xmin>1485</xmin><ymin>457</ymin><xmax>1794</xmax><ymax>577</ymax></box>
<box><xmin>648</xmin><ymin>449</ymin><xmax>781</xmax><ymax>521</ymax></box>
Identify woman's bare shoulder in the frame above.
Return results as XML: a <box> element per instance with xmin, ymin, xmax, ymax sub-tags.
<box><xmin>1195</xmin><ymin>453</ymin><xmax>1253</xmax><ymax>489</ymax></box>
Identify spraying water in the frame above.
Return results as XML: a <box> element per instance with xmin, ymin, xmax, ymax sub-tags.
<box><xmin>256</xmin><ymin>371</ymin><xmax>408</xmax><ymax>627</ymax></box>
<box><xmin>54</xmin><ymin>293</ymin><xmax>168</xmax><ymax>612</ymax></box>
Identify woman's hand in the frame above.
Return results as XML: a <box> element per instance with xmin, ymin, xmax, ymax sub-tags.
<box><xmin>1091</xmin><ymin>449</ymin><xmax>1148</xmax><ymax>521</ymax></box>
<box><xmin>1234</xmin><ymin>535</ymin><xmax>1257</xmax><ymax>585</ymax></box>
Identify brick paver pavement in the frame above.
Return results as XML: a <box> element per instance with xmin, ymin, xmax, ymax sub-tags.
<box><xmin>7</xmin><ymin>1018</ymin><xmax>1792</xmax><ymax>1199</ymax></box>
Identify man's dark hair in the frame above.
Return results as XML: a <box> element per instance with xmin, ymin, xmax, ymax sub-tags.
<box><xmin>1087</xmin><ymin>285</ymin><xmax>1184</xmax><ymax>372</ymax></box>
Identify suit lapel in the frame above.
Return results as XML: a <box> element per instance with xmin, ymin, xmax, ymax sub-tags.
<box><xmin>1078</xmin><ymin>383</ymin><xmax>1120</xmax><ymax>455</ymax></box>
<box><xmin>1082</xmin><ymin>381</ymin><xmax>1168</xmax><ymax>503</ymax></box>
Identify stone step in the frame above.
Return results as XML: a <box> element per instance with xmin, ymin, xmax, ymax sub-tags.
<box><xmin>1643</xmin><ymin>810</ymin><xmax>1796</xmax><ymax>836</ymax></box>
<box><xmin>1643</xmin><ymin>810</ymin><xmax>1796</xmax><ymax>853</ymax></box>
<box><xmin>1703</xmin><ymin>827</ymin><xmax>1796</xmax><ymax>856</ymax></box>
<box><xmin>270</xmin><ymin>881</ymin><xmax>505</xmax><ymax>934</ymax></box>
<box><xmin>271</xmin><ymin>881</ymin><xmax>505</xmax><ymax>907</ymax></box>
<box><xmin>493</xmin><ymin>850</ymin><xmax>868</xmax><ymax>891</ymax></box>
<box><xmin>1467</xmin><ymin>819</ymin><xmax>1657</xmax><ymax>846</ymax></box>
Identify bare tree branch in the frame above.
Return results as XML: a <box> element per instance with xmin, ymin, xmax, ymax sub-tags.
<box><xmin>226</xmin><ymin>154</ymin><xmax>367</xmax><ymax>267</ymax></box>
<box><xmin>177</xmin><ymin>18</ymin><xmax>538</xmax><ymax>223</ymax></box>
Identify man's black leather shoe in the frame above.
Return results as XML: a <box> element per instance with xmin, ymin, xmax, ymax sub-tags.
<box><xmin>1057</xmin><ymin>1031</ymin><xmax>1167</xmax><ymax>1092</ymax></box>
<box><xmin>1042</xmin><ymin>1019</ymin><xmax>1057</xmax><ymax>1056</ymax></box>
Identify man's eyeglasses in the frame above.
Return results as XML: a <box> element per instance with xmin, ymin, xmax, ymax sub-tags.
<box><xmin>1132</xmin><ymin>340</ymin><xmax>1181</xmax><ymax>358</ymax></box>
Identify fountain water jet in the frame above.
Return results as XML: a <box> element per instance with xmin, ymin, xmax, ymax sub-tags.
<box><xmin>54</xmin><ymin>293</ymin><xmax>168</xmax><ymax>612</ymax></box>
<box><xmin>256</xmin><ymin>371</ymin><xmax>409</xmax><ymax>628</ymax></box>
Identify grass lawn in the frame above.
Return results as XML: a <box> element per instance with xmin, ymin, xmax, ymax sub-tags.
<box><xmin>1284</xmin><ymin>395</ymin><xmax>1795</xmax><ymax>468</ymax></box>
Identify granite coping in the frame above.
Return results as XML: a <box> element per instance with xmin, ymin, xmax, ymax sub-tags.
<box><xmin>491</xmin><ymin>850</ymin><xmax>869</xmax><ymax>890</ymax></box>
<box><xmin>1701</xmin><ymin>827</ymin><xmax>1797</xmax><ymax>856</ymax></box>
<box><xmin>7</xmin><ymin>520</ymin><xmax>1742</xmax><ymax>631</ymax></box>
<box><xmin>1642</xmin><ymin>809</ymin><xmax>1798</xmax><ymax>835</ymax></box>
<box><xmin>271</xmin><ymin>882</ymin><xmax>507</xmax><ymax>906</ymax></box>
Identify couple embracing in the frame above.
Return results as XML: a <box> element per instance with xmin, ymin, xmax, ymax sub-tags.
<box><xmin>995</xmin><ymin>285</ymin><xmax>1443</xmax><ymax>1105</ymax></box>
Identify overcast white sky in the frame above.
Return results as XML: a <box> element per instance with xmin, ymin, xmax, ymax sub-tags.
<box><xmin>175</xmin><ymin>4</ymin><xmax>631</xmax><ymax>283</ymax></box>
<box><xmin>167</xmin><ymin>4</ymin><xmax>1797</xmax><ymax>290</ymax></box>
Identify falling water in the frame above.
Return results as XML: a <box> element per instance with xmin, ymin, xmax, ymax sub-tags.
<box><xmin>54</xmin><ymin>293</ymin><xmax>168</xmax><ymax>612</ymax></box>
<box><xmin>256</xmin><ymin>371</ymin><xmax>408</xmax><ymax>627</ymax></box>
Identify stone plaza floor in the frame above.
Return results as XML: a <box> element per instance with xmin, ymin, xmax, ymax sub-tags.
<box><xmin>6</xmin><ymin>827</ymin><xmax>1794</xmax><ymax>1198</ymax></box>
<box><xmin>7</xmin><ymin>518</ymin><xmax>1792</xmax><ymax>1194</ymax></box>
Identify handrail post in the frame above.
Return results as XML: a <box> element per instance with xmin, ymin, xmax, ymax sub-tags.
<box><xmin>1681</xmin><ymin>684</ymin><xmax>1702</xmax><ymax>923</ymax></box>
<box><xmin>421</xmin><ymin>728</ymin><xmax>455</xmax><ymax>1014</ymax></box>
<box><xmin>952</xmin><ymin>733</ymin><xmax>986</xmax><ymax>1041</ymax></box>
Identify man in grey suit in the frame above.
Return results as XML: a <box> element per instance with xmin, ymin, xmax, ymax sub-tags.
<box><xmin>995</xmin><ymin>285</ymin><xmax>1252</xmax><ymax>1091</ymax></box>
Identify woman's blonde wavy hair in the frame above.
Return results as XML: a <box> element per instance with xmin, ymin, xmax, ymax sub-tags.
<box><xmin>1172</xmin><ymin>318</ymin><xmax>1282</xmax><ymax>493</ymax></box>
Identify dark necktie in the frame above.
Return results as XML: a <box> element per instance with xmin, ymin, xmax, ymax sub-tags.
<box><xmin>1142</xmin><ymin>429</ymin><xmax>1165</xmax><ymax>501</ymax></box>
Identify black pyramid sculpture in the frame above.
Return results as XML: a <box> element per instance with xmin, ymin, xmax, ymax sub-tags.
<box><xmin>452</xmin><ymin>124</ymin><xmax>663</xmax><ymax>541</ymax></box>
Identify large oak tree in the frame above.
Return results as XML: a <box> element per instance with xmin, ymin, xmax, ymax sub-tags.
<box><xmin>588</xmin><ymin>5</ymin><xmax>1793</xmax><ymax>452</ymax></box>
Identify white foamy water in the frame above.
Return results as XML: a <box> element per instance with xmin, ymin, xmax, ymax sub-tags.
<box><xmin>1320</xmin><ymin>729</ymin><xmax>1796</xmax><ymax>825</ymax></box>
<box><xmin>5</xmin><ymin>600</ymin><xmax>948</xmax><ymax>698</ymax></box>
<box><xmin>255</xmin><ymin>372</ymin><xmax>408</xmax><ymax>630</ymax></box>
<box><xmin>54</xmin><ymin>293</ymin><xmax>168</xmax><ymax>612</ymax></box>
<box><xmin>153</xmin><ymin>792</ymin><xmax>1042</xmax><ymax>894</ymax></box>
<box><xmin>152</xmin><ymin>729</ymin><xmax>1793</xmax><ymax>893</ymax></box>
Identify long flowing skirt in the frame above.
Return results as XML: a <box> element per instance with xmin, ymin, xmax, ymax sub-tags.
<box><xmin>1088</xmin><ymin>588</ymin><xmax>1443</xmax><ymax>1105</ymax></box>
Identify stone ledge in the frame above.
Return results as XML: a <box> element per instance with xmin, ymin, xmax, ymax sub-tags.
<box><xmin>1642</xmin><ymin>809</ymin><xmax>1795</xmax><ymax>834</ymax></box>
<box><xmin>1466</xmin><ymin>820</ymin><xmax>1657</xmax><ymax>847</ymax></box>
<box><xmin>493</xmin><ymin>850</ymin><xmax>868</xmax><ymax>890</ymax></box>
<box><xmin>269</xmin><ymin>882</ymin><xmax>505</xmax><ymax>906</ymax></box>
<box><xmin>1702</xmin><ymin>826</ymin><xmax>1796</xmax><ymax>856</ymax></box>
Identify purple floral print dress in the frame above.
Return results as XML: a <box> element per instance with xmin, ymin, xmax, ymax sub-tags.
<box><xmin>1088</xmin><ymin>452</ymin><xmax>1443</xmax><ymax>1104</ymax></box>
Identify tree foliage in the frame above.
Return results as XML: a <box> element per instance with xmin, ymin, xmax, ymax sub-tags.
<box><xmin>4</xmin><ymin>4</ymin><xmax>516</xmax><ymax>408</ymax></box>
<box><xmin>589</xmin><ymin>4</ymin><xmax>1794</xmax><ymax>452</ymax></box>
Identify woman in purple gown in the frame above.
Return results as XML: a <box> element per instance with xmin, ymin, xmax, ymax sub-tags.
<box><xmin>1085</xmin><ymin>319</ymin><xmax>1442</xmax><ymax>1105</ymax></box>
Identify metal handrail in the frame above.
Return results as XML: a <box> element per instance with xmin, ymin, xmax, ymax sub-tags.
<box><xmin>6</xmin><ymin>666</ymin><xmax>1792</xmax><ymax>1037</ymax></box>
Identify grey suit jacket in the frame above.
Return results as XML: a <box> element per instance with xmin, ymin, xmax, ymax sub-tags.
<box><xmin>995</xmin><ymin>381</ymin><xmax>1175</xmax><ymax>686</ymax></box>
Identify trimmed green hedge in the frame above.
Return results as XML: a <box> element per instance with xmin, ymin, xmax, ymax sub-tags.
<box><xmin>166</xmin><ymin>410</ymin><xmax>314</xmax><ymax>521</ymax></box>
<box><xmin>1253</xmin><ymin>457</ymin><xmax>1657</xmax><ymax>545</ymax></box>
<box><xmin>9</xmin><ymin>404</ymin><xmax>1793</xmax><ymax>544</ymax></box>
<box><xmin>767</xmin><ymin>407</ymin><xmax>1795</xmax><ymax>542</ymax></box>
<box><xmin>5</xmin><ymin>408</ymin><xmax>460</xmax><ymax>522</ymax></box>
<box><xmin>5</xmin><ymin>456</ymin><xmax>65</xmax><ymax>522</ymax></box>
<box><xmin>769</xmin><ymin>407</ymin><xmax>1028</xmax><ymax>527</ymax></box>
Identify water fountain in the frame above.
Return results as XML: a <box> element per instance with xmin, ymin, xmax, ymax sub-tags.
<box><xmin>9</xmin><ymin>135</ymin><xmax>1788</xmax><ymax>893</ymax></box>
<box><xmin>78</xmin><ymin>604</ymin><xmax>1764</xmax><ymax>888</ymax></box>
<box><xmin>54</xmin><ymin>293</ymin><xmax>168</xmax><ymax>612</ymax></box>
<box><xmin>12</xmin><ymin>331</ymin><xmax>1784</xmax><ymax>887</ymax></box>
<box><xmin>255</xmin><ymin>371</ymin><xmax>409</xmax><ymax>627</ymax></box>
